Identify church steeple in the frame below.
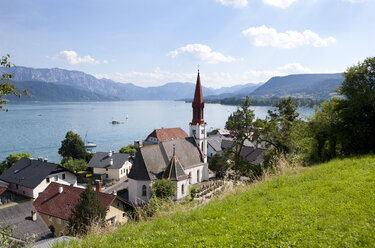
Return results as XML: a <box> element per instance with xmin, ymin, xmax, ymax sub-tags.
<box><xmin>189</xmin><ymin>69</ymin><xmax>207</xmax><ymax>163</ymax></box>
<box><xmin>191</xmin><ymin>70</ymin><xmax>205</xmax><ymax>125</ymax></box>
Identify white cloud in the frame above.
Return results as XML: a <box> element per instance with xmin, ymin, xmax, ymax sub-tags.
<box><xmin>244</xmin><ymin>63</ymin><xmax>311</xmax><ymax>81</ymax></box>
<box><xmin>92</xmin><ymin>63</ymin><xmax>310</xmax><ymax>88</ymax></box>
<box><xmin>57</xmin><ymin>50</ymin><xmax>100</xmax><ymax>65</ymax></box>
<box><xmin>242</xmin><ymin>25</ymin><xmax>336</xmax><ymax>49</ymax></box>
<box><xmin>215</xmin><ymin>0</ymin><xmax>248</xmax><ymax>8</ymax></box>
<box><xmin>262</xmin><ymin>0</ymin><xmax>298</xmax><ymax>8</ymax></box>
<box><xmin>168</xmin><ymin>44</ymin><xmax>237</xmax><ymax>64</ymax></box>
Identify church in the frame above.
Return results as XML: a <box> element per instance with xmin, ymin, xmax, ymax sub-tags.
<box><xmin>128</xmin><ymin>70</ymin><xmax>209</xmax><ymax>204</ymax></box>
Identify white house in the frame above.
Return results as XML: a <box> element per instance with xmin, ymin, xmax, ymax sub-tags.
<box><xmin>0</xmin><ymin>157</ymin><xmax>77</xmax><ymax>199</ymax></box>
<box><xmin>87</xmin><ymin>151</ymin><xmax>133</xmax><ymax>181</ymax></box>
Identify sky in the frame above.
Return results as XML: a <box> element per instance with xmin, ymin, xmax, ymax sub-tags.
<box><xmin>1</xmin><ymin>0</ymin><xmax>374</xmax><ymax>88</ymax></box>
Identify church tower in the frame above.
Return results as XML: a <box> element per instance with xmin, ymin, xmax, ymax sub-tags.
<box><xmin>190</xmin><ymin>70</ymin><xmax>207</xmax><ymax>163</ymax></box>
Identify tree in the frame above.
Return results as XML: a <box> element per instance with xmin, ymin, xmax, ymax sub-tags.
<box><xmin>58</xmin><ymin>131</ymin><xmax>87</xmax><ymax>160</ymax></box>
<box><xmin>0</xmin><ymin>54</ymin><xmax>27</xmax><ymax>111</ymax></box>
<box><xmin>337</xmin><ymin>56</ymin><xmax>375</xmax><ymax>155</ymax></box>
<box><xmin>257</xmin><ymin>97</ymin><xmax>299</xmax><ymax>155</ymax></box>
<box><xmin>61</xmin><ymin>158</ymin><xmax>87</xmax><ymax>173</ymax></box>
<box><xmin>208</xmin><ymin>153</ymin><xmax>229</xmax><ymax>178</ymax></box>
<box><xmin>151</xmin><ymin>179</ymin><xmax>176</xmax><ymax>199</ymax></box>
<box><xmin>0</xmin><ymin>153</ymin><xmax>30</xmax><ymax>174</ymax></box>
<box><xmin>225</xmin><ymin>96</ymin><xmax>255</xmax><ymax>180</ymax></box>
<box><xmin>69</xmin><ymin>183</ymin><xmax>106</xmax><ymax>236</ymax></box>
<box><xmin>119</xmin><ymin>144</ymin><xmax>136</xmax><ymax>156</ymax></box>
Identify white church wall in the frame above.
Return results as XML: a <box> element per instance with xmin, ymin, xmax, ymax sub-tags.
<box><xmin>128</xmin><ymin>178</ymin><xmax>152</xmax><ymax>205</ymax></box>
<box><xmin>176</xmin><ymin>179</ymin><xmax>189</xmax><ymax>200</ymax></box>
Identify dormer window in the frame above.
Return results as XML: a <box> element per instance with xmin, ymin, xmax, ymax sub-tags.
<box><xmin>46</xmin><ymin>177</ymin><xmax>50</xmax><ymax>183</ymax></box>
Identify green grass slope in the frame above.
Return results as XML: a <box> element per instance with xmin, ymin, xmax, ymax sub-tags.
<box><xmin>63</xmin><ymin>156</ymin><xmax>375</xmax><ymax>247</ymax></box>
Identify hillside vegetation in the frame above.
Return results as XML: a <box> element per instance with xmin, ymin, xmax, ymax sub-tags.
<box><xmin>60</xmin><ymin>155</ymin><xmax>375</xmax><ymax>247</ymax></box>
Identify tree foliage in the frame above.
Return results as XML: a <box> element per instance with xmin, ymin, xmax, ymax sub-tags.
<box><xmin>58</xmin><ymin>131</ymin><xmax>87</xmax><ymax>160</ymax></box>
<box><xmin>69</xmin><ymin>183</ymin><xmax>106</xmax><ymax>236</ymax></box>
<box><xmin>0</xmin><ymin>153</ymin><xmax>30</xmax><ymax>174</ymax></box>
<box><xmin>151</xmin><ymin>179</ymin><xmax>176</xmax><ymax>199</ymax></box>
<box><xmin>0</xmin><ymin>54</ymin><xmax>27</xmax><ymax>111</ymax></box>
<box><xmin>61</xmin><ymin>158</ymin><xmax>87</xmax><ymax>173</ymax></box>
<box><xmin>225</xmin><ymin>96</ymin><xmax>255</xmax><ymax>179</ymax></box>
<box><xmin>119</xmin><ymin>144</ymin><xmax>136</xmax><ymax>156</ymax></box>
<box><xmin>257</xmin><ymin>97</ymin><xmax>299</xmax><ymax>155</ymax></box>
<box><xmin>208</xmin><ymin>153</ymin><xmax>229</xmax><ymax>178</ymax></box>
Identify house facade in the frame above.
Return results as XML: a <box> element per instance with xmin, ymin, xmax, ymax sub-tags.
<box><xmin>0</xmin><ymin>157</ymin><xmax>77</xmax><ymax>199</ymax></box>
<box><xmin>87</xmin><ymin>151</ymin><xmax>133</xmax><ymax>181</ymax></box>
<box><xmin>33</xmin><ymin>183</ymin><xmax>129</xmax><ymax>236</ymax></box>
<box><xmin>128</xmin><ymin>70</ymin><xmax>209</xmax><ymax>205</ymax></box>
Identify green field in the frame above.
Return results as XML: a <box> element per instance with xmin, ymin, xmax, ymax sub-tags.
<box><xmin>61</xmin><ymin>155</ymin><xmax>375</xmax><ymax>247</ymax></box>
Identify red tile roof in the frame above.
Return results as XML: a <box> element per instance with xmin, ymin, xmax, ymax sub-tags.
<box><xmin>146</xmin><ymin>128</ymin><xmax>188</xmax><ymax>143</ymax></box>
<box><xmin>33</xmin><ymin>183</ymin><xmax>116</xmax><ymax>221</ymax></box>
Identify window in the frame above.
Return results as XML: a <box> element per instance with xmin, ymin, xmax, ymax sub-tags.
<box><xmin>46</xmin><ymin>178</ymin><xmax>50</xmax><ymax>183</ymax></box>
<box><xmin>57</xmin><ymin>218</ymin><xmax>61</xmax><ymax>225</ymax></box>
<box><xmin>189</xmin><ymin>172</ymin><xmax>192</xmax><ymax>184</ymax></box>
<box><xmin>59</xmin><ymin>231</ymin><xmax>64</xmax><ymax>237</ymax></box>
<box><xmin>197</xmin><ymin>170</ymin><xmax>200</xmax><ymax>183</ymax></box>
<box><xmin>181</xmin><ymin>184</ymin><xmax>184</xmax><ymax>195</ymax></box>
<box><xmin>54</xmin><ymin>175</ymin><xmax>58</xmax><ymax>181</ymax></box>
<box><xmin>201</xmin><ymin>129</ymin><xmax>204</xmax><ymax>135</ymax></box>
<box><xmin>126</xmin><ymin>169</ymin><xmax>128</xmax><ymax>175</ymax></box>
<box><xmin>106</xmin><ymin>174</ymin><xmax>108</xmax><ymax>179</ymax></box>
<box><xmin>142</xmin><ymin>185</ymin><xmax>147</xmax><ymax>196</ymax></box>
<box><xmin>106</xmin><ymin>168</ymin><xmax>108</xmax><ymax>171</ymax></box>
<box><xmin>16</xmin><ymin>184</ymin><xmax>19</xmax><ymax>190</ymax></box>
<box><xmin>123</xmin><ymin>213</ymin><xmax>126</xmax><ymax>218</ymax></box>
<box><xmin>62</xmin><ymin>173</ymin><xmax>65</xmax><ymax>180</ymax></box>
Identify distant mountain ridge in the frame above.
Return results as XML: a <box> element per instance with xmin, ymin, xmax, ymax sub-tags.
<box><xmin>1</xmin><ymin>66</ymin><xmax>343</xmax><ymax>102</ymax></box>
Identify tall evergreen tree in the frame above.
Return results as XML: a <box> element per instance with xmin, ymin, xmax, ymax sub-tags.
<box><xmin>69</xmin><ymin>183</ymin><xmax>106</xmax><ymax>236</ymax></box>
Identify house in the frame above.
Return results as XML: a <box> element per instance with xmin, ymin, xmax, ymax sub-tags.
<box><xmin>143</xmin><ymin>127</ymin><xmax>188</xmax><ymax>146</ymax></box>
<box><xmin>0</xmin><ymin>184</ymin><xmax>31</xmax><ymax>206</ymax></box>
<box><xmin>87</xmin><ymin>151</ymin><xmax>133</xmax><ymax>181</ymax></box>
<box><xmin>0</xmin><ymin>157</ymin><xmax>77</xmax><ymax>199</ymax></box>
<box><xmin>33</xmin><ymin>183</ymin><xmax>129</xmax><ymax>237</ymax></box>
<box><xmin>128</xmin><ymin>70</ymin><xmax>209</xmax><ymax>205</ymax></box>
<box><xmin>0</xmin><ymin>201</ymin><xmax>53</xmax><ymax>244</ymax></box>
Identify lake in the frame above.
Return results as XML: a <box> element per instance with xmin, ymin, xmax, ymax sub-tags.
<box><xmin>0</xmin><ymin>101</ymin><xmax>314</xmax><ymax>162</ymax></box>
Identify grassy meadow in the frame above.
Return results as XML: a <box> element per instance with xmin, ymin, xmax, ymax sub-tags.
<box><xmin>59</xmin><ymin>155</ymin><xmax>375</xmax><ymax>247</ymax></box>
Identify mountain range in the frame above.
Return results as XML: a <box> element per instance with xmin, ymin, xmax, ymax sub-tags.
<box><xmin>1</xmin><ymin>66</ymin><xmax>344</xmax><ymax>102</ymax></box>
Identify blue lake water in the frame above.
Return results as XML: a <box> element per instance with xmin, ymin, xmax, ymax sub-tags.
<box><xmin>0</xmin><ymin>101</ymin><xmax>314</xmax><ymax>163</ymax></box>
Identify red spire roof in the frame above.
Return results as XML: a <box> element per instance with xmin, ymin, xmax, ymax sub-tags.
<box><xmin>191</xmin><ymin>70</ymin><xmax>205</xmax><ymax>125</ymax></box>
<box><xmin>193</xmin><ymin>71</ymin><xmax>204</xmax><ymax>106</ymax></box>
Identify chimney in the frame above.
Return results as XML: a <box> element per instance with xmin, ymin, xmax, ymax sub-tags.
<box><xmin>134</xmin><ymin>140</ymin><xmax>141</xmax><ymax>149</ymax></box>
<box><xmin>44</xmin><ymin>157</ymin><xmax>48</xmax><ymax>162</ymax></box>
<box><xmin>112</xmin><ymin>190</ymin><xmax>117</xmax><ymax>195</ymax></box>
<box><xmin>108</xmin><ymin>151</ymin><xmax>112</xmax><ymax>157</ymax></box>
<box><xmin>58</xmin><ymin>185</ymin><xmax>63</xmax><ymax>194</ymax></box>
<box><xmin>31</xmin><ymin>209</ymin><xmax>37</xmax><ymax>221</ymax></box>
<box><xmin>38</xmin><ymin>157</ymin><xmax>43</xmax><ymax>161</ymax></box>
<box><xmin>109</xmin><ymin>158</ymin><xmax>113</xmax><ymax>166</ymax></box>
<box><xmin>95</xmin><ymin>180</ymin><xmax>102</xmax><ymax>193</ymax></box>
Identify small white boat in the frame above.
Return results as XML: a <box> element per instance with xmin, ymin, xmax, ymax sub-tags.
<box><xmin>84</xmin><ymin>142</ymin><xmax>97</xmax><ymax>148</ymax></box>
<box><xmin>126</xmin><ymin>114</ymin><xmax>129</xmax><ymax>120</ymax></box>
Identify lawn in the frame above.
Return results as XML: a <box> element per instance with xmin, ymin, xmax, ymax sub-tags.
<box><xmin>59</xmin><ymin>155</ymin><xmax>375</xmax><ymax>247</ymax></box>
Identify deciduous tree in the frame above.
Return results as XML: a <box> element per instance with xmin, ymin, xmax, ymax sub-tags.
<box><xmin>0</xmin><ymin>54</ymin><xmax>27</xmax><ymax>111</ymax></box>
<box><xmin>58</xmin><ymin>131</ymin><xmax>87</xmax><ymax>160</ymax></box>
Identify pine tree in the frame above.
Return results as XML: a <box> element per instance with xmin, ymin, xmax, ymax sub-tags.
<box><xmin>69</xmin><ymin>183</ymin><xmax>106</xmax><ymax>236</ymax></box>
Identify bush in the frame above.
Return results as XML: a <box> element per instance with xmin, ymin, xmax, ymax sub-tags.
<box><xmin>151</xmin><ymin>179</ymin><xmax>176</xmax><ymax>200</ymax></box>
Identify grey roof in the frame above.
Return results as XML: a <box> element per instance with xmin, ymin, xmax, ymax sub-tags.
<box><xmin>0</xmin><ymin>201</ymin><xmax>53</xmax><ymax>242</ymax></box>
<box><xmin>163</xmin><ymin>156</ymin><xmax>188</xmax><ymax>181</ymax></box>
<box><xmin>221</xmin><ymin>138</ymin><xmax>255</xmax><ymax>150</ymax></box>
<box><xmin>87</xmin><ymin>152</ymin><xmax>131</xmax><ymax>169</ymax></box>
<box><xmin>207</xmin><ymin>138</ymin><xmax>222</xmax><ymax>152</ymax></box>
<box><xmin>33</xmin><ymin>236</ymin><xmax>76</xmax><ymax>248</ymax></box>
<box><xmin>244</xmin><ymin>148</ymin><xmax>266</xmax><ymax>164</ymax></box>
<box><xmin>0</xmin><ymin>158</ymin><xmax>71</xmax><ymax>189</ymax></box>
<box><xmin>128</xmin><ymin>137</ymin><xmax>204</xmax><ymax>181</ymax></box>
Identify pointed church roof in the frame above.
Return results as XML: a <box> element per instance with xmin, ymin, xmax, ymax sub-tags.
<box><xmin>192</xmin><ymin>70</ymin><xmax>204</xmax><ymax>107</ymax></box>
<box><xmin>163</xmin><ymin>152</ymin><xmax>188</xmax><ymax>181</ymax></box>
